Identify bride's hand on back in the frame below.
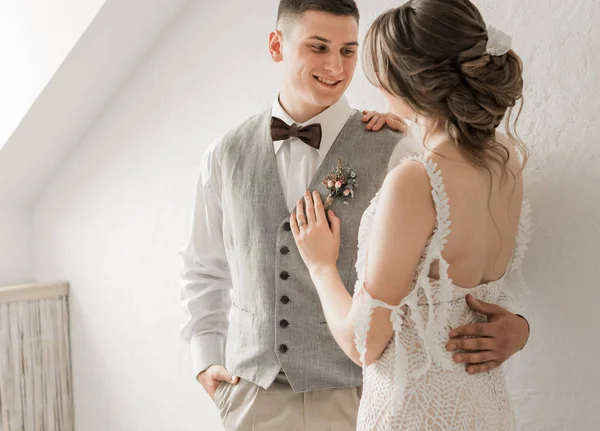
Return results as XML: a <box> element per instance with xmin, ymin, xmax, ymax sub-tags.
<box><xmin>291</xmin><ymin>191</ymin><xmax>341</xmax><ymax>275</ymax></box>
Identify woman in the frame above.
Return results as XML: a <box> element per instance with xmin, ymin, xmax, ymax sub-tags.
<box><xmin>290</xmin><ymin>0</ymin><xmax>531</xmax><ymax>429</ymax></box>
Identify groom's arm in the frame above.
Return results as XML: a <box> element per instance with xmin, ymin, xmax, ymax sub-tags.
<box><xmin>497</xmin><ymin>286</ymin><xmax>531</xmax><ymax>348</ymax></box>
<box><xmin>179</xmin><ymin>138</ymin><xmax>232</xmax><ymax>381</ymax></box>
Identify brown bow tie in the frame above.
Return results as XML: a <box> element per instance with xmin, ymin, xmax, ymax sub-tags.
<box><xmin>270</xmin><ymin>117</ymin><xmax>322</xmax><ymax>150</ymax></box>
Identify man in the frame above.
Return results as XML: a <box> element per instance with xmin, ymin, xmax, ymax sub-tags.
<box><xmin>180</xmin><ymin>1</ymin><xmax>530</xmax><ymax>430</ymax></box>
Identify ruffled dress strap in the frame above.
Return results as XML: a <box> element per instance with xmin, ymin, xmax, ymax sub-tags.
<box><xmin>500</xmin><ymin>198</ymin><xmax>533</xmax><ymax>305</ymax></box>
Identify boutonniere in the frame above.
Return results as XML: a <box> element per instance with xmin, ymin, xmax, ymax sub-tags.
<box><xmin>321</xmin><ymin>158</ymin><xmax>357</xmax><ymax>207</ymax></box>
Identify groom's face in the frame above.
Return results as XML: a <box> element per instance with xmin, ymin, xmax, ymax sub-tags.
<box><xmin>272</xmin><ymin>11</ymin><xmax>359</xmax><ymax>110</ymax></box>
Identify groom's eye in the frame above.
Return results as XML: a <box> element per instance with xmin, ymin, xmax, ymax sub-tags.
<box><xmin>311</xmin><ymin>45</ymin><xmax>328</xmax><ymax>52</ymax></box>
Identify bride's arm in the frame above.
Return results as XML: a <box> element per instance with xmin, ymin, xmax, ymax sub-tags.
<box><xmin>292</xmin><ymin>161</ymin><xmax>435</xmax><ymax>366</ymax></box>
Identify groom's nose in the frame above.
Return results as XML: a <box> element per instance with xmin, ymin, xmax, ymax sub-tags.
<box><xmin>323</xmin><ymin>52</ymin><xmax>344</xmax><ymax>76</ymax></box>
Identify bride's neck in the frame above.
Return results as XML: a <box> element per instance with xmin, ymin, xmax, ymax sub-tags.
<box><xmin>415</xmin><ymin>120</ymin><xmax>453</xmax><ymax>148</ymax></box>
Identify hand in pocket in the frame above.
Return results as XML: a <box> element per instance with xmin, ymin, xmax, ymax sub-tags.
<box><xmin>197</xmin><ymin>365</ymin><xmax>239</xmax><ymax>399</ymax></box>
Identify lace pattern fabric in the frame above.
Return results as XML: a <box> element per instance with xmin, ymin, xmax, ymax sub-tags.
<box><xmin>353</xmin><ymin>156</ymin><xmax>532</xmax><ymax>430</ymax></box>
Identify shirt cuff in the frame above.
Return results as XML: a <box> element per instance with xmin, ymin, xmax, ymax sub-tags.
<box><xmin>190</xmin><ymin>333</ymin><xmax>226</xmax><ymax>380</ymax></box>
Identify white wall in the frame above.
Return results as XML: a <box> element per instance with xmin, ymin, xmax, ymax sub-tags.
<box><xmin>0</xmin><ymin>203</ymin><xmax>33</xmax><ymax>285</ymax></box>
<box><xmin>473</xmin><ymin>1</ymin><xmax>600</xmax><ymax>429</ymax></box>
<box><xmin>32</xmin><ymin>0</ymin><xmax>599</xmax><ymax>430</ymax></box>
<box><xmin>0</xmin><ymin>0</ymin><xmax>105</xmax><ymax>285</ymax></box>
<box><xmin>0</xmin><ymin>0</ymin><xmax>106</xmax><ymax>149</ymax></box>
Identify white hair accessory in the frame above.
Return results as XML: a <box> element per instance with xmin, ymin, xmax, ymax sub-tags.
<box><xmin>486</xmin><ymin>25</ymin><xmax>512</xmax><ymax>56</ymax></box>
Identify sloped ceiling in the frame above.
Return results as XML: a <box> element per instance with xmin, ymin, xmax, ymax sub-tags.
<box><xmin>0</xmin><ymin>0</ymin><xmax>189</xmax><ymax>206</ymax></box>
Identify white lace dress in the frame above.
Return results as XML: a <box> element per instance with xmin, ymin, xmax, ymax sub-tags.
<box><xmin>353</xmin><ymin>156</ymin><xmax>532</xmax><ymax>431</ymax></box>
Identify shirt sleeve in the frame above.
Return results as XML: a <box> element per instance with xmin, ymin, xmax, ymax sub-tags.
<box><xmin>179</xmin><ymin>137</ymin><xmax>233</xmax><ymax>379</ymax></box>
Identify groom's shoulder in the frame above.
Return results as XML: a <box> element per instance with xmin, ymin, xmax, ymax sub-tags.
<box><xmin>220</xmin><ymin>109</ymin><xmax>271</xmax><ymax>147</ymax></box>
<box><xmin>204</xmin><ymin>109</ymin><xmax>270</xmax><ymax>163</ymax></box>
<box><xmin>345</xmin><ymin>111</ymin><xmax>405</xmax><ymax>146</ymax></box>
<box><xmin>200</xmin><ymin>109</ymin><xmax>270</xmax><ymax>176</ymax></box>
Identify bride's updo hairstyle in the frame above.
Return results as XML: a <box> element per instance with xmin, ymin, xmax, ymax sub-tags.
<box><xmin>364</xmin><ymin>0</ymin><xmax>526</xmax><ymax>177</ymax></box>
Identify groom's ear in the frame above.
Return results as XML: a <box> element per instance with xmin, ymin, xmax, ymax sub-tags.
<box><xmin>268</xmin><ymin>30</ymin><xmax>283</xmax><ymax>63</ymax></box>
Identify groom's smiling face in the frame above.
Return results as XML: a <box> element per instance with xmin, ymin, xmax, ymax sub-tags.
<box><xmin>271</xmin><ymin>10</ymin><xmax>359</xmax><ymax>114</ymax></box>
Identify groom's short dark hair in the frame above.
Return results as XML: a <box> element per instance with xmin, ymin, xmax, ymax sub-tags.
<box><xmin>277</xmin><ymin>0</ymin><xmax>360</xmax><ymax>29</ymax></box>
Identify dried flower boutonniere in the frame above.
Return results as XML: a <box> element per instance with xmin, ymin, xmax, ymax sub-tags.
<box><xmin>321</xmin><ymin>158</ymin><xmax>357</xmax><ymax>208</ymax></box>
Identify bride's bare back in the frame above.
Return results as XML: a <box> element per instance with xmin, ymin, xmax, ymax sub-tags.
<box><xmin>428</xmin><ymin>133</ymin><xmax>524</xmax><ymax>288</ymax></box>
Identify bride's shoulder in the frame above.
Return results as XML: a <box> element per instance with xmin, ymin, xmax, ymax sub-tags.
<box><xmin>380</xmin><ymin>158</ymin><xmax>434</xmax><ymax>210</ymax></box>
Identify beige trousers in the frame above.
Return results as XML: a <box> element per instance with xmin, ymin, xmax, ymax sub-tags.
<box><xmin>213</xmin><ymin>371</ymin><xmax>361</xmax><ymax>431</ymax></box>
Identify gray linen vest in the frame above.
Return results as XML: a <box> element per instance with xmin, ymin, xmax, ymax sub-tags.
<box><xmin>217</xmin><ymin>109</ymin><xmax>401</xmax><ymax>392</ymax></box>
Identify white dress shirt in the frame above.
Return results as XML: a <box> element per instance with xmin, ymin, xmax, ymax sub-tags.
<box><xmin>179</xmin><ymin>97</ymin><xmax>518</xmax><ymax>378</ymax></box>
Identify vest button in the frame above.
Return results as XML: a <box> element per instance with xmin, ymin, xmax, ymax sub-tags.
<box><xmin>280</xmin><ymin>246</ymin><xmax>290</xmax><ymax>255</ymax></box>
<box><xmin>283</xmin><ymin>222</ymin><xmax>291</xmax><ymax>231</ymax></box>
<box><xmin>279</xmin><ymin>344</ymin><xmax>289</xmax><ymax>354</ymax></box>
<box><xmin>279</xmin><ymin>319</ymin><xmax>289</xmax><ymax>328</ymax></box>
<box><xmin>280</xmin><ymin>296</ymin><xmax>290</xmax><ymax>304</ymax></box>
<box><xmin>280</xmin><ymin>271</ymin><xmax>290</xmax><ymax>280</ymax></box>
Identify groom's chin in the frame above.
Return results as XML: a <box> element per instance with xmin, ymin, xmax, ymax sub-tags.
<box><xmin>309</xmin><ymin>89</ymin><xmax>345</xmax><ymax>107</ymax></box>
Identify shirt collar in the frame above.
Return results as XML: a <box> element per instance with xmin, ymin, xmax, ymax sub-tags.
<box><xmin>270</xmin><ymin>95</ymin><xmax>353</xmax><ymax>159</ymax></box>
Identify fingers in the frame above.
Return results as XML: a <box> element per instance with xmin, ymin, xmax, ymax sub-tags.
<box><xmin>363</xmin><ymin>111</ymin><xmax>408</xmax><ymax>132</ymax></box>
<box><xmin>312</xmin><ymin>191</ymin><xmax>327</xmax><ymax>224</ymax></box>
<box><xmin>296</xmin><ymin>198</ymin><xmax>307</xmax><ymax>228</ymax></box>
<box><xmin>446</xmin><ymin>337</ymin><xmax>494</xmax><ymax>352</ymax></box>
<box><xmin>303</xmin><ymin>191</ymin><xmax>316</xmax><ymax>224</ymax></box>
<box><xmin>362</xmin><ymin>110</ymin><xmax>375</xmax><ymax>123</ymax></box>
<box><xmin>290</xmin><ymin>212</ymin><xmax>300</xmax><ymax>237</ymax></box>
<box><xmin>366</xmin><ymin>114</ymin><xmax>381</xmax><ymax>130</ymax></box>
<box><xmin>200</xmin><ymin>365</ymin><xmax>239</xmax><ymax>399</ymax></box>
<box><xmin>372</xmin><ymin>115</ymin><xmax>387</xmax><ymax>131</ymax></box>
<box><xmin>386</xmin><ymin>116</ymin><xmax>408</xmax><ymax>133</ymax></box>
<box><xmin>450</xmin><ymin>323</ymin><xmax>489</xmax><ymax>338</ymax></box>
<box><xmin>292</xmin><ymin>193</ymin><xmax>333</xmax><ymax>241</ymax></box>
<box><xmin>465</xmin><ymin>294</ymin><xmax>503</xmax><ymax>316</ymax></box>
<box><xmin>328</xmin><ymin>210</ymin><xmax>341</xmax><ymax>243</ymax></box>
<box><xmin>214</xmin><ymin>366</ymin><xmax>239</xmax><ymax>384</ymax></box>
<box><xmin>452</xmin><ymin>350</ymin><xmax>499</xmax><ymax>365</ymax></box>
<box><xmin>466</xmin><ymin>361</ymin><xmax>501</xmax><ymax>375</ymax></box>
<box><xmin>298</xmin><ymin>192</ymin><xmax>329</xmax><ymax>226</ymax></box>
